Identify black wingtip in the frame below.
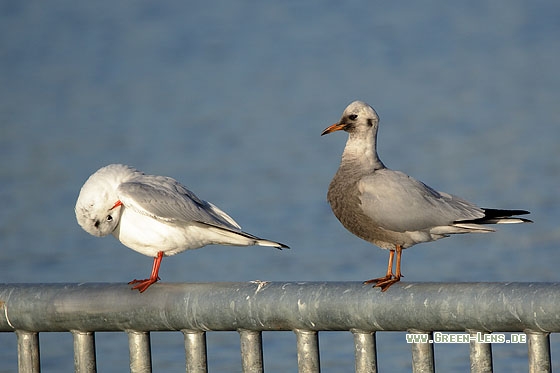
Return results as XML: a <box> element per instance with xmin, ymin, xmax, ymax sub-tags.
<box><xmin>455</xmin><ymin>208</ymin><xmax>533</xmax><ymax>225</ymax></box>
<box><xmin>481</xmin><ymin>208</ymin><xmax>531</xmax><ymax>218</ymax></box>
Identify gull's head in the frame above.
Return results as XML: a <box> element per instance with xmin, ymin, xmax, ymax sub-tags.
<box><xmin>75</xmin><ymin>164</ymin><xmax>137</xmax><ymax>237</ymax></box>
<box><xmin>321</xmin><ymin>101</ymin><xmax>379</xmax><ymax>136</ymax></box>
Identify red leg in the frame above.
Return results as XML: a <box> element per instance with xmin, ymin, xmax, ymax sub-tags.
<box><xmin>364</xmin><ymin>249</ymin><xmax>394</xmax><ymax>285</ymax></box>
<box><xmin>364</xmin><ymin>245</ymin><xmax>404</xmax><ymax>292</ymax></box>
<box><xmin>394</xmin><ymin>245</ymin><xmax>403</xmax><ymax>280</ymax></box>
<box><xmin>129</xmin><ymin>251</ymin><xmax>164</xmax><ymax>293</ymax></box>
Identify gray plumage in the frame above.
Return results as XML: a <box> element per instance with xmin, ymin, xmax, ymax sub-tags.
<box><xmin>322</xmin><ymin>100</ymin><xmax>531</xmax><ymax>290</ymax></box>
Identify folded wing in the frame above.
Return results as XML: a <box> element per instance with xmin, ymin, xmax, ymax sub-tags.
<box><xmin>358</xmin><ymin>169</ymin><xmax>487</xmax><ymax>233</ymax></box>
<box><xmin>117</xmin><ymin>175</ymin><xmax>242</xmax><ymax>230</ymax></box>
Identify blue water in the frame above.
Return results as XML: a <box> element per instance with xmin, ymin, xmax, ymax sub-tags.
<box><xmin>1</xmin><ymin>1</ymin><xmax>559</xmax><ymax>371</ymax></box>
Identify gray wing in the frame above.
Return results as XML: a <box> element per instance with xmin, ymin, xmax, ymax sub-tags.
<box><xmin>358</xmin><ymin>169</ymin><xmax>485</xmax><ymax>232</ymax></box>
<box><xmin>116</xmin><ymin>175</ymin><xmax>242</xmax><ymax>230</ymax></box>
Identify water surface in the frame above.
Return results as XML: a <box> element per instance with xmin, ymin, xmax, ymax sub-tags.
<box><xmin>1</xmin><ymin>2</ymin><xmax>559</xmax><ymax>371</ymax></box>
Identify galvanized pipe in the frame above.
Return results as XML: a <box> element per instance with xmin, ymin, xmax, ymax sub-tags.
<box><xmin>239</xmin><ymin>329</ymin><xmax>264</xmax><ymax>373</ymax></box>
<box><xmin>127</xmin><ymin>331</ymin><xmax>152</xmax><ymax>373</ymax></box>
<box><xmin>16</xmin><ymin>330</ymin><xmax>40</xmax><ymax>373</ymax></box>
<box><xmin>352</xmin><ymin>330</ymin><xmax>377</xmax><ymax>373</ymax></box>
<box><xmin>527</xmin><ymin>331</ymin><xmax>551</xmax><ymax>373</ymax></box>
<box><xmin>183</xmin><ymin>330</ymin><xmax>207</xmax><ymax>373</ymax></box>
<box><xmin>295</xmin><ymin>329</ymin><xmax>320</xmax><ymax>373</ymax></box>
<box><xmin>468</xmin><ymin>330</ymin><xmax>493</xmax><ymax>373</ymax></box>
<box><xmin>72</xmin><ymin>331</ymin><xmax>97</xmax><ymax>373</ymax></box>
<box><xmin>409</xmin><ymin>330</ymin><xmax>434</xmax><ymax>373</ymax></box>
<box><xmin>2</xmin><ymin>282</ymin><xmax>560</xmax><ymax>333</ymax></box>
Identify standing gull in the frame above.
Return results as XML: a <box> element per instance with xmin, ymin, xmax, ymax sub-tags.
<box><xmin>321</xmin><ymin>101</ymin><xmax>531</xmax><ymax>291</ymax></box>
<box><xmin>75</xmin><ymin>164</ymin><xmax>288</xmax><ymax>292</ymax></box>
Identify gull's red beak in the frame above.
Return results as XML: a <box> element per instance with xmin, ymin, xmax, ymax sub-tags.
<box><xmin>321</xmin><ymin>123</ymin><xmax>347</xmax><ymax>136</ymax></box>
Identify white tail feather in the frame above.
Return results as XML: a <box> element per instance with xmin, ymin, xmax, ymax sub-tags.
<box><xmin>450</xmin><ymin>223</ymin><xmax>496</xmax><ymax>232</ymax></box>
<box><xmin>493</xmin><ymin>218</ymin><xmax>531</xmax><ymax>224</ymax></box>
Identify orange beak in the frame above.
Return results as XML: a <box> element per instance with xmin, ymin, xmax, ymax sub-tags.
<box><xmin>321</xmin><ymin>123</ymin><xmax>347</xmax><ymax>136</ymax></box>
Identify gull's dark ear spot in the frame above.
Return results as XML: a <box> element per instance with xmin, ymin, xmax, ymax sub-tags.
<box><xmin>94</xmin><ymin>220</ymin><xmax>101</xmax><ymax>228</ymax></box>
<box><xmin>367</xmin><ymin>119</ymin><xmax>374</xmax><ymax>127</ymax></box>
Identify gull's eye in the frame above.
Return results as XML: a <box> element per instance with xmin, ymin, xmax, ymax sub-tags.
<box><xmin>106</xmin><ymin>215</ymin><xmax>113</xmax><ymax>222</ymax></box>
<box><xmin>348</xmin><ymin>114</ymin><xmax>358</xmax><ymax>120</ymax></box>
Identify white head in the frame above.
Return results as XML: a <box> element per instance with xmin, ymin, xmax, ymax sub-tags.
<box><xmin>321</xmin><ymin>101</ymin><xmax>385</xmax><ymax>170</ymax></box>
<box><xmin>75</xmin><ymin>164</ymin><xmax>139</xmax><ymax>237</ymax></box>
<box><xmin>321</xmin><ymin>101</ymin><xmax>380</xmax><ymax>137</ymax></box>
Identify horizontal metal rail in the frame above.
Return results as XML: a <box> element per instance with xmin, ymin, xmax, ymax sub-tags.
<box><xmin>2</xmin><ymin>282</ymin><xmax>560</xmax><ymax>332</ymax></box>
<box><xmin>1</xmin><ymin>282</ymin><xmax>559</xmax><ymax>372</ymax></box>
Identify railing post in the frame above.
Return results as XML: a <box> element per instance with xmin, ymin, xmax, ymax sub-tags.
<box><xmin>352</xmin><ymin>330</ymin><xmax>377</xmax><ymax>373</ymax></box>
<box><xmin>128</xmin><ymin>331</ymin><xmax>152</xmax><ymax>373</ymax></box>
<box><xmin>468</xmin><ymin>330</ymin><xmax>493</xmax><ymax>373</ymax></box>
<box><xmin>409</xmin><ymin>330</ymin><xmax>434</xmax><ymax>373</ymax></box>
<box><xmin>527</xmin><ymin>331</ymin><xmax>551</xmax><ymax>373</ymax></box>
<box><xmin>183</xmin><ymin>330</ymin><xmax>208</xmax><ymax>373</ymax></box>
<box><xmin>72</xmin><ymin>331</ymin><xmax>97</xmax><ymax>373</ymax></box>
<box><xmin>16</xmin><ymin>330</ymin><xmax>40</xmax><ymax>373</ymax></box>
<box><xmin>239</xmin><ymin>329</ymin><xmax>264</xmax><ymax>373</ymax></box>
<box><xmin>294</xmin><ymin>329</ymin><xmax>320</xmax><ymax>373</ymax></box>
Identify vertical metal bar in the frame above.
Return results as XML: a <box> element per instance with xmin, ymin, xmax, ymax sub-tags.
<box><xmin>238</xmin><ymin>330</ymin><xmax>264</xmax><ymax>373</ymax></box>
<box><xmin>468</xmin><ymin>331</ymin><xmax>493</xmax><ymax>373</ymax></box>
<box><xmin>73</xmin><ymin>331</ymin><xmax>97</xmax><ymax>373</ymax></box>
<box><xmin>183</xmin><ymin>330</ymin><xmax>208</xmax><ymax>373</ymax></box>
<box><xmin>128</xmin><ymin>331</ymin><xmax>152</xmax><ymax>373</ymax></box>
<box><xmin>352</xmin><ymin>330</ymin><xmax>377</xmax><ymax>373</ymax></box>
<box><xmin>16</xmin><ymin>330</ymin><xmax>40</xmax><ymax>373</ymax></box>
<box><xmin>409</xmin><ymin>330</ymin><xmax>434</xmax><ymax>373</ymax></box>
<box><xmin>527</xmin><ymin>331</ymin><xmax>551</xmax><ymax>373</ymax></box>
<box><xmin>239</xmin><ymin>330</ymin><xmax>264</xmax><ymax>373</ymax></box>
<box><xmin>294</xmin><ymin>329</ymin><xmax>320</xmax><ymax>373</ymax></box>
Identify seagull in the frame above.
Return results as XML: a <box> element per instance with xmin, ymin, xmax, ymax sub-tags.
<box><xmin>321</xmin><ymin>101</ymin><xmax>532</xmax><ymax>291</ymax></box>
<box><xmin>75</xmin><ymin>164</ymin><xmax>288</xmax><ymax>292</ymax></box>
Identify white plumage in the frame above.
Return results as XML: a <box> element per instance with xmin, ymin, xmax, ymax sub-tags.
<box><xmin>75</xmin><ymin>164</ymin><xmax>288</xmax><ymax>292</ymax></box>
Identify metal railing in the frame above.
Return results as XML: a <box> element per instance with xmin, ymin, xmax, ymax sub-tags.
<box><xmin>1</xmin><ymin>282</ymin><xmax>559</xmax><ymax>372</ymax></box>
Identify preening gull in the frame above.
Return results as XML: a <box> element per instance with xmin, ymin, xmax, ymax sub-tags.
<box><xmin>75</xmin><ymin>164</ymin><xmax>288</xmax><ymax>292</ymax></box>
